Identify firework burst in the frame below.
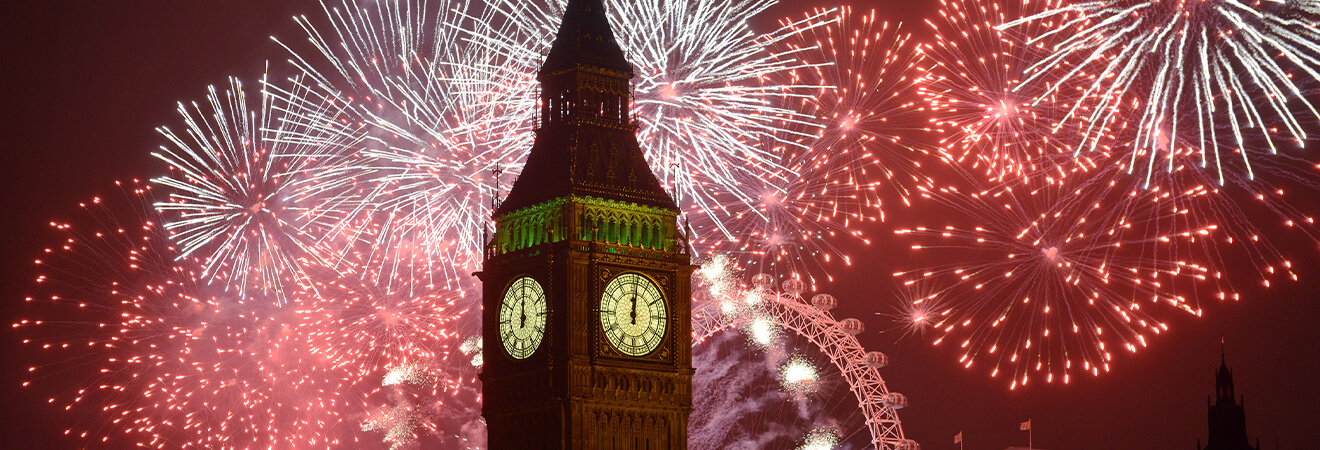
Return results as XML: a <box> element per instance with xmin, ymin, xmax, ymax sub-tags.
<box><xmin>293</xmin><ymin>226</ymin><xmax>477</xmax><ymax>382</ymax></box>
<box><xmin>278</xmin><ymin>0</ymin><xmax>521</xmax><ymax>287</ymax></box>
<box><xmin>895</xmin><ymin>170</ymin><xmax>1222</xmax><ymax>388</ymax></box>
<box><xmin>779</xmin><ymin>354</ymin><xmax>823</xmax><ymax>395</ymax></box>
<box><xmin>706</xmin><ymin>7</ymin><xmax>935</xmax><ymax>288</ymax></box>
<box><xmin>877</xmin><ymin>283</ymin><xmax>943</xmax><ymax>341</ymax></box>
<box><xmin>17</xmin><ymin>181</ymin><xmax>356</xmax><ymax>448</ymax></box>
<box><xmin>917</xmin><ymin>0</ymin><xmax>1102</xmax><ymax>184</ymax></box>
<box><xmin>360</xmin><ymin>363</ymin><xmax>483</xmax><ymax>450</ymax></box>
<box><xmin>799</xmin><ymin>428</ymin><xmax>843</xmax><ymax>450</ymax></box>
<box><xmin>1004</xmin><ymin>0</ymin><xmax>1320</xmax><ymax>185</ymax></box>
<box><xmin>152</xmin><ymin>74</ymin><xmax>362</xmax><ymax>306</ymax></box>
<box><xmin>776</xmin><ymin>7</ymin><xmax>930</xmax><ymax>208</ymax></box>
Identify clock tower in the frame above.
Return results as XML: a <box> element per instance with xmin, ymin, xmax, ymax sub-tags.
<box><xmin>476</xmin><ymin>0</ymin><xmax>694</xmax><ymax>448</ymax></box>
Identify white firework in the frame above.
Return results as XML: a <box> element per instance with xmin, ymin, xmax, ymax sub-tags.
<box><xmin>152</xmin><ymin>73</ymin><xmax>362</xmax><ymax>305</ymax></box>
<box><xmin>1004</xmin><ymin>0</ymin><xmax>1320</xmax><ymax>186</ymax></box>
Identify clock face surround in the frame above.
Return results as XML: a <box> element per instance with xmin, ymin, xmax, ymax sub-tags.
<box><xmin>499</xmin><ymin>276</ymin><xmax>547</xmax><ymax>360</ymax></box>
<box><xmin>600</xmin><ymin>272</ymin><xmax>667</xmax><ymax>357</ymax></box>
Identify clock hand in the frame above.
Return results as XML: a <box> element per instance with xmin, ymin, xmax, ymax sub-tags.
<box><xmin>520</xmin><ymin>298</ymin><xmax>526</xmax><ymax>329</ymax></box>
<box><xmin>630</xmin><ymin>295</ymin><xmax>638</xmax><ymax>325</ymax></box>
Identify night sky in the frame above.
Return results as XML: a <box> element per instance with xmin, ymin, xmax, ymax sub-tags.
<box><xmin>2</xmin><ymin>1</ymin><xmax>1317</xmax><ymax>449</ymax></box>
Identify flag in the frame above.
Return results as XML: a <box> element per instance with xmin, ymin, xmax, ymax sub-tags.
<box><xmin>1020</xmin><ymin>419</ymin><xmax>1031</xmax><ymax>431</ymax></box>
<box><xmin>954</xmin><ymin>432</ymin><xmax>962</xmax><ymax>444</ymax></box>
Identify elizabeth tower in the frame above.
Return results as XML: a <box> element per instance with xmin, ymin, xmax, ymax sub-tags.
<box><xmin>476</xmin><ymin>0</ymin><xmax>694</xmax><ymax>448</ymax></box>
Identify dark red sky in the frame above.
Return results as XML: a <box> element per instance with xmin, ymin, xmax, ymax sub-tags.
<box><xmin>1</xmin><ymin>1</ymin><xmax>1316</xmax><ymax>449</ymax></box>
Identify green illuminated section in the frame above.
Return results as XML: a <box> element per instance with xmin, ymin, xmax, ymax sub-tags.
<box><xmin>492</xmin><ymin>196</ymin><xmax>678</xmax><ymax>255</ymax></box>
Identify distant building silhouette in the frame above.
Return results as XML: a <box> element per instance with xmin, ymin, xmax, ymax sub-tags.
<box><xmin>1198</xmin><ymin>342</ymin><xmax>1260</xmax><ymax>450</ymax></box>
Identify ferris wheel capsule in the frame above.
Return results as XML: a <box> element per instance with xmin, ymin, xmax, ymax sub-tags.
<box><xmin>890</xmin><ymin>439</ymin><xmax>921</xmax><ymax>450</ymax></box>
<box><xmin>839</xmin><ymin>318</ymin><xmax>864</xmax><ymax>335</ymax></box>
<box><xmin>810</xmin><ymin>293</ymin><xmax>837</xmax><ymax>311</ymax></box>
<box><xmin>781</xmin><ymin>278</ymin><xmax>806</xmax><ymax>296</ymax></box>
<box><xmin>861</xmin><ymin>351</ymin><xmax>889</xmax><ymax>369</ymax></box>
<box><xmin>751</xmin><ymin>273</ymin><xmax>775</xmax><ymax>291</ymax></box>
<box><xmin>881</xmin><ymin>392</ymin><xmax>909</xmax><ymax>409</ymax></box>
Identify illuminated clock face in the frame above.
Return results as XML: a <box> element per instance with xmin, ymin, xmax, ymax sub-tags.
<box><xmin>499</xmin><ymin>276</ymin><xmax>547</xmax><ymax>360</ymax></box>
<box><xmin>600</xmin><ymin>272</ymin><xmax>667</xmax><ymax>357</ymax></box>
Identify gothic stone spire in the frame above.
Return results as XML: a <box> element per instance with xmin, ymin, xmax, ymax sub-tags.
<box><xmin>495</xmin><ymin>0</ymin><xmax>675</xmax><ymax>216</ymax></box>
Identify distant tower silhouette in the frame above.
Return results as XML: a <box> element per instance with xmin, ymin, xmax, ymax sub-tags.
<box><xmin>1198</xmin><ymin>339</ymin><xmax>1260</xmax><ymax>450</ymax></box>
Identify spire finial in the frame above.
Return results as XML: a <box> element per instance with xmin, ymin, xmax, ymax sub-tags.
<box><xmin>1220</xmin><ymin>333</ymin><xmax>1226</xmax><ymax>364</ymax></box>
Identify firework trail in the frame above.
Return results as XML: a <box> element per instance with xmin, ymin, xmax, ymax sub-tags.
<box><xmin>16</xmin><ymin>181</ymin><xmax>357</xmax><ymax>448</ymax></box>
<box><xmin>152</xmin><ymin>74</ymin><xmax>363</xmax><ymax>306</ymax></box>
<box><xmin>894</xmin><ymin>166</ymin><xmax>1224</xmax><ymax>388</ymax></box>
<box><xmin>1002</xmin><ymin>0</ymin><xmax>1320</xmax><ymax>186</ymax></box>
<box><xmin>917</xmin><ymin>0</ymin><xmax>1133</xmax><ymax>187</ymax></box>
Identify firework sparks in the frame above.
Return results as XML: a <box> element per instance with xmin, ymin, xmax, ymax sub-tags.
<box><xmin>879</xmin><ymin>284</ymin><xmax>944</xmax><ymax>341</ymax></box>
<box><xmin>777</xmin><ymin>7</ymin><xmax>931</xmax><ymax>208</ymax></box>
<box><xmin>799</xmin><ymin>427</ymin><xmax>842</xmax><ymax>450</ymax></box>
<box><xmin>712</xmin><ymin>7</ymin><xmax>932</xmax><ymax>288</ymax></box>
<box><xmin>361</xmin><ymin>364</ymin><xmax>453</xmax><ymax>450</ymax></box>
<box><xmin>917</xmin><ymin>0</ymin><xmax>1098</xmax><ymax>184</ymax></box>
<box><xmin>895</xmin><ymin>170</ymin><xmax>1220</xmax><ymax>388</ymax></box>
<box><xmin>779</xmin><ymin>354</ymin><xmax>822</xmax><ymax>395</ymax></box>
<box><xmin>17</xmin><ymin>181</ymin><xmax>355</xmax><ymax>447</ymax></box>
<box><xmin>295</xmin><ymin>258</ymin><xmax>472</xmax><ymax>381</ymax></box>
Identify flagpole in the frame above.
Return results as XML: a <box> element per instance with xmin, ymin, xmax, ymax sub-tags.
<box><xmin>1029</xmin><ymin>423</ymin><xmax>1033</xmax><ymax>450</ymax></box>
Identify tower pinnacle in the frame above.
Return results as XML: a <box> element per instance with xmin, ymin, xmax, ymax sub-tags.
<box><xmin>541</xmin><ymin>0</ymin><xmax>632</xmax><ymax>76</ymax></box>
<box><xmin>494</xmin><ymin>0</ymin><xmax>674</xmax><ymax>216</ymax></box>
